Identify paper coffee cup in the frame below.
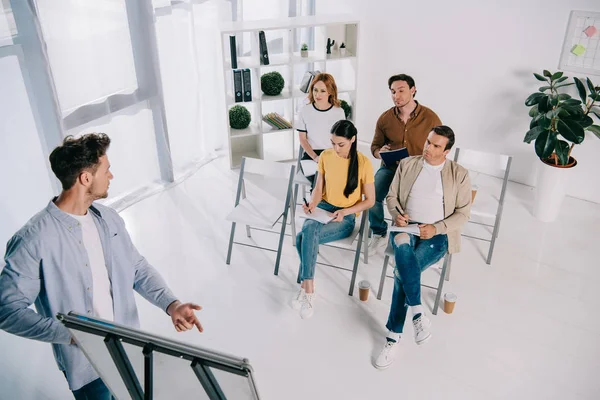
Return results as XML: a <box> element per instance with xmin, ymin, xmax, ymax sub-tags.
<box><xmin>471</xmin><ymin>185</ymin><xmax>478</xmax><ymax>203</ymax></box>
<box><xmin>443</xmin><ymin>292</ymin><xmax>457</xmax><ymax>314</ymax></box>
<box><xmin>358</xmin><ymin>280</ymin><xmax>370</xmax><ymax>301</ymax></box>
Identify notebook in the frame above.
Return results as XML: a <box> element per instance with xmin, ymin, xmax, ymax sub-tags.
<box><xmin>380</xmin><ymin>147</ymin><xmax>409</xmax><ymax>167</ymax></box>
<box><xmin>298</xmin><ymin>207</ymin><xmax>334</xmax><ymax>224</ymax></box>
<box><xmin>388</xmin><ymin>224</ymin><xmax>420</xmax><ymax>235</ymax></box>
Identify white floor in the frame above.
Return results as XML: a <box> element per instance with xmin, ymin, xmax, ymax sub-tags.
<box><xmin>1</xmin><ymin>154</ymin><xmax>599</xmax><ymax>399</ymax></box>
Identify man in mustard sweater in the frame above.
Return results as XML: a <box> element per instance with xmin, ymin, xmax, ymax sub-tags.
<box><xmin>373</xmin><ymin>126</ymin><xmax>471</xmax><ymax>370</ymax></box>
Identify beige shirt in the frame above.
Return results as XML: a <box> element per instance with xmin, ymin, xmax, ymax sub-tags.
<box><xmin>386</xmin><ymin>156</ymin><xmax>471</xmax><ymax>254</ymax></box>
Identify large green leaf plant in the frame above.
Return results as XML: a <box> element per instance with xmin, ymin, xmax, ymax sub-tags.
<box><xmin>524</xmin><ymin>70</ymin><xmax>600</xmax><ymax>166</ymax></box>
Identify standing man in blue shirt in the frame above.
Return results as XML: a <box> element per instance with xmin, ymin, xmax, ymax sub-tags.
<box><xmin>0</xmin><ymin>133</ymin><xmax>203</xmax><ymax>400</ymax></box>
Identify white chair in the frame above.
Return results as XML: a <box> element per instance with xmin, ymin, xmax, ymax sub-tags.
<box><xmin>451</xmin><ymin>148</ymin><xmax>512</xmax><ymax>265</ymax></box>
<box><xmin>294</xmin><ymin>208</ymin><xmax>370</xmax><ymax>296</ymax></box>
<box><xmin>377</xmin><ymin>242</ymin><xmax>451</xmax><ymax>315</ymax></box>
<box><xmin>226</xmin><ymin>157</ymin><xmax>296</xmax><ymax>276</ymax></box>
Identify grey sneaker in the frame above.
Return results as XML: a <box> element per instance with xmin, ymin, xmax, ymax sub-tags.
<box><xmin>299</xmin><ymin>293</ymin><xmax>315</xmax><ymax>319</ymax></box>
<box><xmin>413</xmin><ymin>314</ymin><xmax>432</xmax><ymax>345</ymax></box>
<box><xmin>368</xmin><ymin>234</ymin><xmax>388</xmax><ymax>254</ymax></box>
<box><xmin>374</xmin><ymin>339</ymin><xmax>399</xmax><ymax>369</ymax></box>
<box><xmin>291</xmin><ymin>288</ymin><xmax>306</xmax><ymax>310</ymax></box>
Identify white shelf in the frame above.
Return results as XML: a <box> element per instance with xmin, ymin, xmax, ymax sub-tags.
<box><xmin>229</xmin><ymin>124</ymin><xmax>262</xmax><ymax>138</ymax></box>
<box><xmin>220</xmin><ymin>14</ymin><xmax>359</xmax><ymax>33</ymax></box>
<box><xmin>261</xmin><ymin>91</ymin><xmax>293</xmax><ymax>102</ymax></box>
<box><xmin>222</xmin><ymin>16</ymin><xmax>360</xmax><ymax>169</ymax></box>
<box><xmin>291</xmin><ymin>52</ymin><xmax>326</xmax><ymax>64</ymax></box>
<box><xmin>226</xmin><ymin>95</ymin><xmax>260</xmax><ymax>106</ymax></box>
<box><xmin>225</xmin><ymin>56</ymin><xmax>259</xmax><ymax>70</ymax></box>
<box><xmin>262</xmin><ymin>127</ymin><xmax>293</xmax><ymax>135</ymax></box>
<box><xmin>232</xmin><ymin>150</ymin><xmax>261</xmax><ymax>168</ymax></box>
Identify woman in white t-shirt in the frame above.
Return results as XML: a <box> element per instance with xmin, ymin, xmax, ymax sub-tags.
<box><xmin>297</xmin><ymin>73</ymin><xmax>346</xmax><ymax>186</ymax></box>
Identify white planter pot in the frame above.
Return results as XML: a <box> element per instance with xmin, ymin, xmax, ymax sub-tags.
<box><xmin>533</xmin><ymin>159</ymin><xmax>576</xmax><ymax>222</ymax></box>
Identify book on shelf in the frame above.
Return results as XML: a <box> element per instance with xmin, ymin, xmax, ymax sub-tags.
<box><xmin>233</xmin><ymin>69</ymin><xmax>243</xmax><ymax>102</ymax></box>
<box><xmin>258</xmin><ymin>31</ymin><xmax>269</xmax><ymax>65</ymax></box>
<box><xmin>262</xmin><ymin>113</ymin><xmax>292</xmax><ymax>130</ymax></box>
<box><xmin>242</xmin><ymin>68</ymin><xmax>252</xmax><ymax>102</ymax></box>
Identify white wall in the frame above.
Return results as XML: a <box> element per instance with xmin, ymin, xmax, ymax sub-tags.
<box><xmin>318</xmin><ymin>0</ymin><xmax>600</xmax><ymax>203</ymax></box>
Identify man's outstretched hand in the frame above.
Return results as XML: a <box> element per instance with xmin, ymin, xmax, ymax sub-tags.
<box><xmin>167</xmin><ymin>301</ymin><xmax>203</xmax><ymax>333</ymax></box>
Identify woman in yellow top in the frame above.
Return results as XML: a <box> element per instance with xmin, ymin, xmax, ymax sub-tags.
<box><xmin>292</xmin><ymin>120</ymin><xmax>375</xmax><ymax>319</ymax></box>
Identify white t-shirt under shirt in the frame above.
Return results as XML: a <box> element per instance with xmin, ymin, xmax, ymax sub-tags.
<box><xmin>68</xmin><ymin>212</ymin><xmax>114</xmax><ymax>321</ymax></box>
<box><xmin>297</xmin><ymin>103</ymin><xmax>346</xmax><ymax>150</ymax></box>
<box><xmin>405</xmin><ymin>160</ymin><xmax>445</xmax><ymax>225</ymax></box>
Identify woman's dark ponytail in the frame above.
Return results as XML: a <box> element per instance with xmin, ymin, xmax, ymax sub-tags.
<box><xmin>330</xmin><ymin>120</ymin><xmax>359</xmax><ymax>198</ymax></box>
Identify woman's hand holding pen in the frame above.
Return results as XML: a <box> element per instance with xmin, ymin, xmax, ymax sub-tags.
<box><xmin>394</xmin><ymin>206</ymin><xmax>409</xmax><ymax>227</ymax></box>
<box><xmin>302</xmin><ymin>197</ymin><xmax>315</xmax><ymax>215</ymax></box>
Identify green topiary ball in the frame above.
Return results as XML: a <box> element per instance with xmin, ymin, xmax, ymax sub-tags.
<box><xmin>229</xmin><ymin>105</ymin><xmax>251</xmax><ymax>129</ymax></box>
<box><xmin>340</xmin><ymin>99</ymin><xmax>352</xmax><ymax>119</ymax></box>
<box><xmin>261</xmin><ymin>71</ymin><xmax>285</xmax><ymax>96</ymax></box>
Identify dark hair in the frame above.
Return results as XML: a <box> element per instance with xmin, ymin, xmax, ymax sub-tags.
<box><xmin>431</xmin><ymin>125</ymin><xmax>455</xmax><ymax>151</ymax></box>
<box><xmin>388</xmin><ymin>74</ymin><xmax>417</xmax><ymax>97</ymax></box>
<box><xmin>49</xmin><ymin>133</ymin><xmax>111</xmax><ymax>190</ymax></box>
<box><xmin>330</xmin><ymin>120</ymin><xmax>359</xmax><ymax>198</ymax></box>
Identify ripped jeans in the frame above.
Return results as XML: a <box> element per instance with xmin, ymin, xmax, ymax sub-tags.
<box><xmin>385</xmin><ymin>232</ymin><xmax>448</xmax><ymax>334</ymax></box>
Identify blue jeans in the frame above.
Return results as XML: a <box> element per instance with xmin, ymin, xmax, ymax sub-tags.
<box><xmin>72</xmin><ymin>378</ymin><xmax>113</xmax><ymax>400</ymax></box>
<box><xmin>296</xmin><ymin>201</ymin><xmax>356</xmax><ymax>281</ymax></box>
<box><xmin>369</xmin><ymin>167</ymin><xmax>396</xmax><ymax>236</ymax></box>
<box><xmin>386</xmin><ymin>232</ymin><xmax>448</xmax><ymax>333</ymax></box>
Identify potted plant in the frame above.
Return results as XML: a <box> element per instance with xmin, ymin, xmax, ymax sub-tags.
<box><xmin>260</xmin><ymin>71</ymin><xmax>285</xmax><ymax>96</ymax></box>
<box><xmin>229</xmin><ymin>105</ymin><xmax>251</xmax><ymax>130</ymax></box>
<box><xmin>300</xmin><ymin>43</ymin><xmax>308</xmax><ymax>58</ymax></box>
<box><xmin>340</xmin><ymin>99</ymin><xmax>352</xmax><ymax>119</ymax></box>
<box><xmin>524</xmin><ymin>70</ymin><xmax>600</xmax><ymax>222</ymax></box>
<box><xmin>339</xmin><ymin>42</ymin><xmax>347</xmax><ymax>57</ymax></box>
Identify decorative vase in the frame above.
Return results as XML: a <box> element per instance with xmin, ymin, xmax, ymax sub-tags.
<box><xmin>301</xmin><ymin>50</ymin><xmax>308</xmax><ymax>58</ymax></box>
<box><xmin>340</xmin><ymin>48</ymin><xmax>346</xmax><ymax>56</ymax></box>
<box><xmin>533</xmin><ymin>157</ymin><xmax>577</xmax><ymax>222</ymax></box>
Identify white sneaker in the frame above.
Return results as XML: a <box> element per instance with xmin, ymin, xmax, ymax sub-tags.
<box><xmin>413</xmin><ymin>314</ymin><xmax>432</xmax><ymax>345</ymax></box>
<box><xmin>291</xmin><ymin>288</ymin><xmax>306</xmax><ymax>310</ymax></box>
<box><xmin>299</xmin><ymin>293</ymin><xmax>315</xmax><ymax>319</ymax></box>
<box><xmin>369</xmin><ymin>234</ymin><xmax>388</xmax><ymax>254</ymax></box>
<box><xmin>374</xmin><ymin>338</ymin><xmax>399</xmax><ymax>369</ymax></box>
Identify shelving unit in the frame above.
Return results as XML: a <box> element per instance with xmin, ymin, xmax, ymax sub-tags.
<box><xmin>220</xmin><ymin>15</ymin><xmax>360</xmax><ymax>168</ymax></box>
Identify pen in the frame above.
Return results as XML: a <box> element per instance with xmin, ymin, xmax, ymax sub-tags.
<box><xmin>303</xmin><ymin>197</ymin><xmax>311</xmax><ymax>214</ymax></box>
<box><xmin>395</xmin><ymin>206</ymin><xmax>410</xmax><ymax>224</ymax></box>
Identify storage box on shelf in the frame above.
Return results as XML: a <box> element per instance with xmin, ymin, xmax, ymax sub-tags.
<box><xmin>221</xmin><ymin>15</ymin><xmax>359</xmax><ymax>168</ymax></box>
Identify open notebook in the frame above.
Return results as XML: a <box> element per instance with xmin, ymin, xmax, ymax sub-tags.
<box><xmin>389</xmin><ymin>224</ymin><xmax>420</xmax><ymax>235</ymax></box>
<box><xmin>298</xmin><ymin>207</ymin><xmax>335</xmax><ymax>224</ymax></box>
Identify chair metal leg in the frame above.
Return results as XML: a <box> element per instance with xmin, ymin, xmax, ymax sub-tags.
<box><xmin>289</xmin><ymin>194</ymin><xmax>297</xmax><ymax>245</ymax></box>
<box><xmin>226</xmin><ymin>222</ymin><xmax>237</xmax><ymax>265</ymax></box>
<box><xmin>433</xmin><ymin>254</ymin><xmax>451</xmax><ymax>315</ymax></box>
<box><xmin>377</xmin><ymin>255</ymin><xmax>390</xmax><ymax>300</ymax></box>
<box><xmin>363</xmin><ymin>216</ymin><xmax>370</xmax><ymax>264</ymax></box>
<box><xmin>445</xmin><ymin>260</ymin><xmax>451</xmax><ymax>281</ymax></box>
<box><xmin>246</xmin><ymin>225</ymin><xmax>251</xmax><ymax>238</ymax></box>
<box><xmin>273</xmin><ymin>214</ymin><xmax>289</xmax><ymax>276</ymax></box>
<box><xmin>348</xmin><ymin>212</ymin><xmax>367</xmax><ymax>296</ymax></box>
<box><xmin>348</xmin><ymin>239</ymin><xmax>362</xmax><ymax>296</ymax></box>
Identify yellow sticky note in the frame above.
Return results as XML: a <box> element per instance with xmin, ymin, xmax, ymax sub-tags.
<box><xmin>571</xmin><ymin>44</ymin><xmax>586</xmax><ymax>56</ymax></box>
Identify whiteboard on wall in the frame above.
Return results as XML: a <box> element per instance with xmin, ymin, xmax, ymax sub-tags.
<box><xmin>559</xmin><ymin>10</ymin><xmax>600</xmax><ymax>76</ymax></box>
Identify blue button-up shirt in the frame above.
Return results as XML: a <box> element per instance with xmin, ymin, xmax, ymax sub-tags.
<box><xmin>0</xmin><ymin>200</ymin><xmax>178</xmax><ymax>390</ymax></box>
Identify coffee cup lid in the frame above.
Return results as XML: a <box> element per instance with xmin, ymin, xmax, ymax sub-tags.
<box><xmin>358</xmin><ymin>280</ymin><xmax>370</xmax><ymax>289</ymax></box>
<box><xmin>444</xmin><ymin>292</ymin><xmax>457</xmax><ymax>302</ymax></box>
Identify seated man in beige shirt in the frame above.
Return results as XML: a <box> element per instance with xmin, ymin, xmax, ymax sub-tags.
<box><xmin>373</xmin><ymin>126</ymin><xmax>471</xmax><ymax>370</ymax></box>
